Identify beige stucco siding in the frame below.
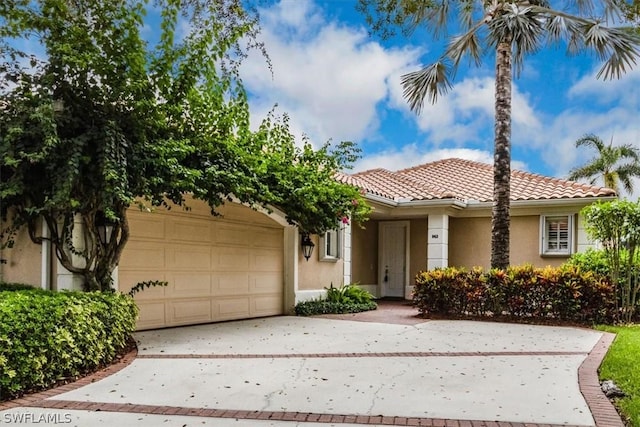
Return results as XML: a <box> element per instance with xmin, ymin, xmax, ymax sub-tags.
<box><xmin>351</xmin><ymin>221</ymin><xmax>378</xmax><ymax>286</ymax></box>
<box><xmin>0</xmin><ymin>219</ymin><xmax>42</xmax><ymax>286</ymax></box>
<box><xmin>298</xmin><ymin>233</ymin><xmax>344</xmax><ymax>290</ymax></box>
<box><xmin>409</xmin><ymin>219</ymin><xmax>428</xmax><ymax>282</ymax></box>
<box><xmin>448</xmin><ymin>217</ymin><xmax>491</xmax><ymax>268</ymax></box>
<box><xmin>449</xmin><ymin>215</ymin><xmax>570</xmax><ymax>269</ymax></box>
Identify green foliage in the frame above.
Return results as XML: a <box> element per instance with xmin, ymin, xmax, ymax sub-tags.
<box><xmin>567</xmin><ymin>248</ymin><xmax>612</xmax><ymax>277</ymax></box>
<box><xmin>127</xmin><ymin>280</ymin><xmax>169</xmax><ymax>298</ymax></box>
<box><xmin>0</xmin><ymin>282</ymin><xmax>37</xmax><ymax>291</ymax></box>
<box><xmin>0</xmin><ymin>0</ymin><xmax>369</xmax><ymax>291</ymax></box>
<box><xmin>0</xmin><ymin>286</ymin><xmax>138</xmax><ymax>400</ymax></box>
<box><xmin>581</xmin><ymin>200</ymin><xmax>640</xmax><ymax>322</ymax></box>
<box><xmin>295</xmin><ymin>283</ymin><xmax>377</xmax><ymax>316</ymax></box>
<box><xmin>568</xmin><ymin>134</ymin><xmax>640</xmax><ymax>194</ymax></box>
<box><xmin>413</xmin><ymin>265</ymin><xmax>616</xmax><ymax>323</ymax></box>
<box><xmin>597</xmin><ymin>324</ymin><xmax>640</xmax><ymax>426</ymax></box>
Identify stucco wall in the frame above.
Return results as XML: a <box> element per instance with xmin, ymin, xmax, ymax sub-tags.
<box><xmin>0</xmin><ymin>220</ymin><xmax>42</xmax><ymax>286</ymax></box>
<box><xmin>409</xmin><ymin>218</ymin><xmax>428</xmax><ymax>279</ymax></box>
<box><xmin>297</xmin><ymin>233</ymin><xmax>345</xmax><ymax>291</ymax></box>
<box><xmin>449</xmin><ymin>215</ymin><xmax>569</xmax><ymax>269</ymax></box>
<box><xmin>351</xmin><ymin>221</ymin><xmax>378</xmax><ymax>286</ymax></box>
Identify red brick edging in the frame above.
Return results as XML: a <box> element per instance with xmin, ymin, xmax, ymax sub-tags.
<box><xmin>579</xmin><ymin>332</ymin><xmax>624</xmax><ymax>427</ymax></box>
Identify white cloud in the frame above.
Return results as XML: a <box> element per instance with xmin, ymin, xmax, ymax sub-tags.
<box><xmin>388</xmin><ymin>74</ymin><xmax>542</xmax><ymax>147</ymax></box>
<box><xmin>241</xmin><ymin>0</ymin><xmax>418</xmax><ymax>146</ymax></box>
<box><xmin>353</xmin><ymin>145</ymin><xmax>528</xmax><ymax>172</ymax></box>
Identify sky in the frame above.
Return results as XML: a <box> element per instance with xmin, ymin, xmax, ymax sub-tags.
<box><xmin>238</xmin><ymin>0</ymin><xmax>640</xmax><ymax>197</ymax></box>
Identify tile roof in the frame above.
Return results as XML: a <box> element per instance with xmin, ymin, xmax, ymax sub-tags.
<box><xmin>340</xmin><ymin>158</ymin><xmax>616</xmax><ymax>204</ymax></box>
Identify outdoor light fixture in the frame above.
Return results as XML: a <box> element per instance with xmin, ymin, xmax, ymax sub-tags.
<box><xmin>300</xmin><ymin>232</ymin><xmax>315</xmax><ymax>261</ymax></box>
<box><xmin>95</xmin><ymin>211</ymin><xmax>115</xmax><ymax>245</ymax></box>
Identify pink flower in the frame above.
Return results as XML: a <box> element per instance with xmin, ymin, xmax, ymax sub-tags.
<box><xmin>341</xmin><ymin>216</ymin><xmax>350</xmax><ymax>225</ymax></box>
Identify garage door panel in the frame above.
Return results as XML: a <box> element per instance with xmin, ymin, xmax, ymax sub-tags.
<box><xmin>166</xmin><ymin>245</ymin><xmax>211</xmax><ymax>270</ymax></box>
<box><xmin>167</xmin><ymin>272</ymin><xmax>211</xmax><ymax>298</ymax></box>
<box><xmin>135</xmin><ymin>302</ymin><xmax>167</xmax><ymax>330</ymax></box>
<box><xmin>251</xmin><ymin>249</ymin><xmax>283</xmax><ymax>271</ymax></box>
<box><xmin>168</xmin><ymin>219</ymin><xmax>211</xmax><ymax>244</ymax></box>
<box><xmin>214</xmin><ymin>247</ymin><xmax>250</xmax><ymax>270</ymax></box>
<box><xmin>249</xmin><ymin>273</ymin><xmax>282</xmax><ymax>293</ymax></box>
<box><xmin>215</xmin><ymin>297</ymin><xmax>250</xmax><ymax>319</ymax></box>
<box><xmin>251</xmin><ymin>295</ymin><xmax>283</xmax><ymax>316</ymax></box>
<box><xmin>251</xmin><ymin>229</ymin><xmax>282</xmax><ymax>249</ymax></box>
<box><xmin>127</xmin><ymin>214</ymin><xmax>166</xmax><ymax>240</ymax></box>
<box><xmin>119</xmin><ymin>242</ymin><xmax>165</xmax><ymax>269</ymax></box>
<box><xmin>168</xmin><ymin>299</ymin><xmax>212</xmax><ymax>325</ymax></box>
<box><xmin>214</xmin><ymin>272</ymin><xmax>250</xmax><ymax>295</ymax></box>
<box><xmin>215</xmin><ymin>224</ymin><xmax>250</xmax><ymax>246</ymax></box>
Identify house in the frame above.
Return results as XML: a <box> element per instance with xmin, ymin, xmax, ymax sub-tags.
<box><xmin>340</xmin><ymin>158</ymin><xmax>616</xmax><ymax>299</ymax></box>
<box><xmin>0</xmin><ymin>158</ymin><xmax>615</xmax><ymax>330</ymax></box>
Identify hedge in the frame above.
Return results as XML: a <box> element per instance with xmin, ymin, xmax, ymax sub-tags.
<box><xmin>295</xmin><ymin>283</ymin><xmax>377</xmax><ymax>316</ymax></box>
<box><xmin>413</xmin><ymin>264</ymin><xmax>616</xmax><ymax>323</ymax></box>
<box><xmin>0</xmin><ymin>287</ymin><xmax>138</xmax><ymax>400</ymax></box>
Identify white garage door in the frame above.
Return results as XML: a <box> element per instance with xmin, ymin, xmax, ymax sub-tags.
<box><xmin>118</xmin><ymin>200</ymin><xmax>284</xmax><ymax>330</ymax></box>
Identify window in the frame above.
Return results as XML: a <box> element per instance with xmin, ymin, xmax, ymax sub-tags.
<box><xmin>319</xmin><ymin>228</ymin><xmax>340</xmax><ymax>261</ymax></box>
<box><xmin>540</xmin><ymin>215</ymin><xmax>573</xmax><ymax>256</ymax></box>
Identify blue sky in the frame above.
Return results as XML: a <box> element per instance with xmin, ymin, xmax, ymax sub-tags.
<box><xmin>239</xmin><ymin>0</ymin><xmax>640</xmax><ymax>197</ymax></box>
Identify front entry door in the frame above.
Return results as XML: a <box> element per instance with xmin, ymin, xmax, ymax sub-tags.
<box><xmin>380</xmin><ymin>222</ymin><xmax>408</xmax><ymax>298</ymax></box>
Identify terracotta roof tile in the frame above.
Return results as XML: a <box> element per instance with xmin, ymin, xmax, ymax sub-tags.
<box><xmin>345</xmin><ymin>158</ymin><xmax>616</xmax><ymax>203</ymax></box>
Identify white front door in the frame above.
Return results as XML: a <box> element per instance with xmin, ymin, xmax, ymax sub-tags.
<box><xmin>380</xmin><ymin>222</ymin><xmax>409</xmax><ymax>298</ymax></box>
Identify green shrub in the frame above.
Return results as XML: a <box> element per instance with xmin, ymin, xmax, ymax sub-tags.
<box><xmin>413</xmin><ymin>265</ymin><xmax>615</xmax><ymax>323</ymax></box>
<box><xmin>566</xmin><ymin>248</ymin><xmax>611</xmax><ymax>277</ymax></box>
<box><xmin>295</xmin><ymin>283</ymin><xmax>377</xmax><ymax>316</ymax></box>
<box><xmin>0</xmin><ymin>287</ymin><xmax>138</xmax><ymax>400</ymax></box>
<box><xmin>0</xmin><ymin>282</ymin><xmax>39</xmax><ymax>291</ymax></box>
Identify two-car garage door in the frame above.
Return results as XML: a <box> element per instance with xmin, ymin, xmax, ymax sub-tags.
<box><xmin>118</xmin><ymin>200</ymin><xmax>284</xmax><ymax>330</ymax></box>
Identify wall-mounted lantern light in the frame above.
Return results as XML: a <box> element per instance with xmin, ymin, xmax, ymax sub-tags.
<box><xmin>96</xmin><ymin>212</ymin><xmax>116</xmax><ymax>245</ymax></box>
<box><xmin>300</xmin><ymin>232</ymin><xmax>315</xmax><ymax>261</ymax></box>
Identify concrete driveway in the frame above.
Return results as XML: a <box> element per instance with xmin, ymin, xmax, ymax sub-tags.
<box><xmin>0</xmin><ymin>302</ymin><xmax>621</xmax><ymax>426</ymax></box>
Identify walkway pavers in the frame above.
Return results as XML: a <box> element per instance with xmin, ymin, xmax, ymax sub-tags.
<box><xmin>0</xmin><ymin>301</ymin><xmax>624</xmax><ymax>426</ymax></box>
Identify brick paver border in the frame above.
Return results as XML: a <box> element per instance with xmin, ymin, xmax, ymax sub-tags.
<box><xmin>0</xmin><ymin>304</ymin><xmax>624</xmax><ymax>426</ymax></box>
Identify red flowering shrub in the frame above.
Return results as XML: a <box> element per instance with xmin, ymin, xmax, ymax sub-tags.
<box><xmin>413</xmin><ymin>264</ymin><xmax>615</xmax><ymax>323</ymax></box>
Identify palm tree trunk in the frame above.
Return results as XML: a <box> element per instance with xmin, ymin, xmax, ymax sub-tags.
<box><xmin>491</xmin><ymin>37</ymin><xmax>512</xmax><ymax>270</ymax></box>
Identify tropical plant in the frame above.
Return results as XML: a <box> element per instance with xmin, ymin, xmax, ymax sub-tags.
<box><xmin>581</xmin><ymin>200</ymin><xmax>640</xmax><ymax>323</ymax></box>
<box><xmin>0</xmin><ymin>0</ymin><xmax>369</xmax><ymax>291</ymax></box>
<box><xmin>568</xmin><ymin>134</ymin><xmax>640</xmax><ymax>195</ymax></box>
<box><xmin>358</xmin><ymin>0</ymin><xmax>640</xmax><ymax>269</ymax></box>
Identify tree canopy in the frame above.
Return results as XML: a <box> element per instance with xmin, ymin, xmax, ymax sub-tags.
<box><xmin>0</xmin><ymin>0</ymin><xmax>370</xmax><ymax>291</ymax></box>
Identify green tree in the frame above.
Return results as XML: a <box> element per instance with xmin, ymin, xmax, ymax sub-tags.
<box><xmin>581</xmin><ymin>200</ymin><xmax>640</xmax><ymax>323</ymax></box>
<box><xmin>358</xmin><ymin>0</ymin><xmax>640</xmax><ymax>269</ymax></box>
<box><xmin>568</xmin><ymin>134</ymin><xmax>640</xmax><ymax>195</ymax></box>
<box><xmin>0</xmin><ymin>0</ymin><xmax>369</xmax><ymax>291</ymax></box>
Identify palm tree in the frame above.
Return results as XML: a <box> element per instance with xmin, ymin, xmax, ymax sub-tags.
<box><xmin>385</xmin><ymin>0</ymin><xmax>640</xmax><ymax>269</ymax></box>
<box><xmin>568</xmin><ymin>134</ymin><xmax>640</xmax><ymax>195</ymax></box>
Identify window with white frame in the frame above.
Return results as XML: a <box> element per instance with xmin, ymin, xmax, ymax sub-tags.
<box><xmin>540</xmin><ymin>215</ymin><xmax>573</xmax><ymax>256</ymax></box>
<box><xmin>319</xmin><ymin>228</ymin><xmax>340</xmax><ymax>261</ymax></box>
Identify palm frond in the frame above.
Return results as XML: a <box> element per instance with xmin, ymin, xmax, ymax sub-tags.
<box><xmin>579</xmin><ymin>23</ymin><xmax>640</xmax><ymax>79</ymax></box>
<box><xmin>401</xmin><ymin>60</ymin><xmax>452</xmax><ymax>113</ymax></box>
<box><xmin>616</xmin><ymin>144</ymin><xmax>640</xmax><ymax>160</ymax></box>
<box><xmin>487</xmin><ymin>4</ymin><xmax>545</xmax><ymax>74</ymax></box>
<box><xmin>567</xmin><ymin>160</ymin><xmax>606</xmax><ymax>183</ymax></box>
<box><xmin>575</xmin><ymin>133</ymin><xmax>606</xmax><ymax>151</ymax></box>
<box><xmin>445</xmin><ymin>23</ymin><xmax>484</xmax><ymax>69</ymax></box>
<box><xmin>616</xmin><ymin>163</ymin><xmax>640</xmax><ymax>193</ymax></box>
<box><xmin>423</xmin><ymin>0</ymin><xmax>452</xmax><ymax>38</ymax></box>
